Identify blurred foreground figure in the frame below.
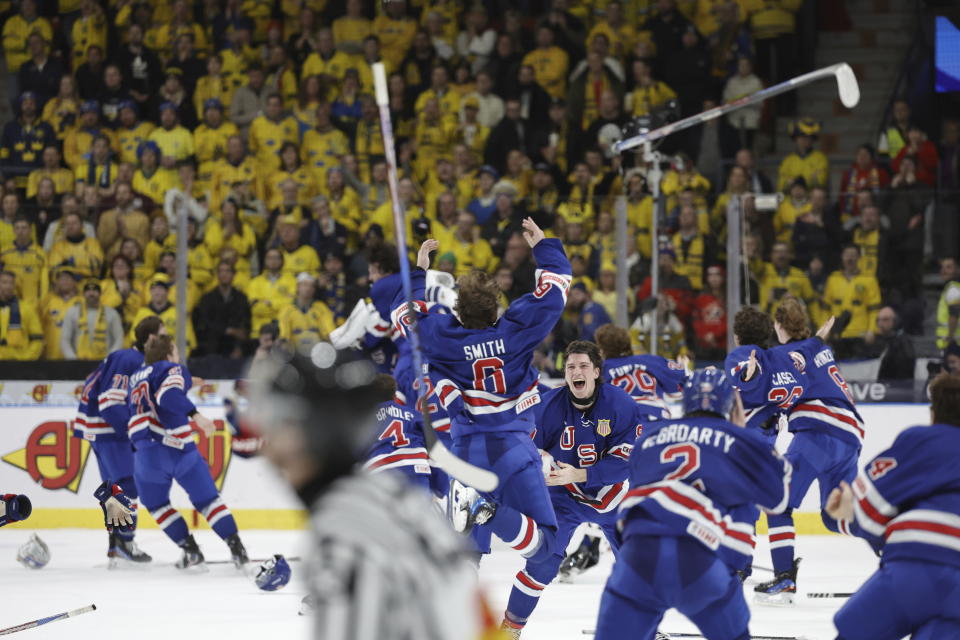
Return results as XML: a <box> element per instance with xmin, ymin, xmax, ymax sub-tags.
<box><xmin>248</xmin><ymin>345</ymin><xmax>494</xmax><ymax>640</ymax></box>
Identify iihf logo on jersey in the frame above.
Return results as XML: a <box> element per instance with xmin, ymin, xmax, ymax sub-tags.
<box><xmin>596</xmin><ymin>419</ymin><xmax>611</xmax><ymax>437</ymax></box>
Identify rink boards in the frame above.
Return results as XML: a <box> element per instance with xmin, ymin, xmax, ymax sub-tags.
<box><xmin>0</xmin><ymin>379</ymin><xmax>929</xmax><ymax>532</ymax></box>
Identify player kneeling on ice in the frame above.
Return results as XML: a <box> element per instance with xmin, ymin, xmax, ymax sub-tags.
<box><xmin>500</xmin><ymin>340</ymin><xmax>641</xmax><ymax>638</ymax></box>
<box><xmin>826</xmin><ymin>372</ymin><xmax>960</xmax><ymax>640</ymax></box>
<box><xmin>127</xmin><ymin>334</ymin><xmax>248</xmax><ymax>569</ymax></box>
<box><xmin>594</xmin><ymin>368</ymin><xmax>793</xmax><ymax>640</ymax></box>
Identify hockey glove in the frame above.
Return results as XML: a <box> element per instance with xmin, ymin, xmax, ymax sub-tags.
<box><xmin>94</xmin><ymin>483</ymin><xmax>134</xmax><ymax>533</ymax></box>
<box><xmin>0</xmin><ymin>493</ymin><xmax>32</xmax><ymax>527</ymax></box>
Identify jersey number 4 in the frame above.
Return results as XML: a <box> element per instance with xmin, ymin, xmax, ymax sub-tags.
<box><xmin>378</xmin><ymin>420</ymin><xmax>410</xmax><ymax>448</ymax></box>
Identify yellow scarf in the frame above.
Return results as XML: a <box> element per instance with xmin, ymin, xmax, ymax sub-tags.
<box><xmin>77</xmin><ymin>304</ymin><xmax>108</xmax><ymax>360</ymax></box>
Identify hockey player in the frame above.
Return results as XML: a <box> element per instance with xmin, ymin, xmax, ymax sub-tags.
<box><xmin>74</xmin><ymin>315</ymin><xmax>166</xmax><ymax>563</ymax></box>
<box><xmin>594</xmin><ymin>368</ymin><xmax>793</xmax><ymax>640</ymax></box>
<box><xmin>595</xmin><ymin>323</ymin><xmax>687</xmax><ymax>421</ymax></box>
<box><xmin>754</xmin><ymin>296</ymin><xmax>863</xmax><ymax>603</ymax></box>
<box><xmin>249</xmin><ymin>347</ymin><xmax>492</xmax><ymax>640</ymax></box>
<box><xmin>127</xmin><ymin>334</ymin><xmax>249</xmax><ymax>569</ymax></box>
<box><xmin>500</xmin><ymin>340</ymin><xmax>640</xmax><ymax>638</ymax></box>
<box><xmin>0</xmin><ymin>493</ymin><xmax>31</xmax><ymax>527</ymax></box>
<box><xmin>827</xmin><ymin>372</ymin><xmax>960</xmax><ymax>640</ymax></box>
<box><xmin>396</xmin><ymin>218</ymin><xmax>571</xmax><ymax>568</ymax></box>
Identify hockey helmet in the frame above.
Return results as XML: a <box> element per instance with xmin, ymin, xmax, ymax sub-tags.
<box><xmin>254</xmin><ymin>554</ymin><xmax>292</xmax><ymax>591</ymax></box>
<box><xmin>17</xmin><ymin>533</ymin><xmax>50</xmax><ymax>569</ymax></box>
<box><xmin>788</xmin><ymin>117</ymin><xmax>821</xmax><ymax>138</ymax></box>
<box><xmin>682</xmin><ymin>367</ymin><xmax>736</xmax><ymax>419</ymax></box>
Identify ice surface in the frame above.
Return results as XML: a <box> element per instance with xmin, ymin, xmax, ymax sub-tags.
<box><xmin>0</xmin><ymin>528</ymin><xmax>879</xmax><ymax>639</ymax></box>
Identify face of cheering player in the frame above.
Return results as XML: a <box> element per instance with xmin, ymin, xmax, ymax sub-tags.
<box><xmin>566</xmin><ymin>353</ymin><xmax>600</xmax><ymax>400</ymax></box>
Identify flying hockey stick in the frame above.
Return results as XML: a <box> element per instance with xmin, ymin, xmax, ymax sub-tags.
<box><xmin>371</xmin><ymin>62</ymin><xmax>499</xmax><ymax>492</ymax></box>
<box><xmin>806</xmin><ymin>592</ymin><xmax>853</xmax><ymax>598</ymax></box>
<box><xmin>612</xmin><ymin>62</ymin><xmax>860</xmax><ymax>154</ymax></box>
<box><xmin>0</xmin><ymin>604</ymin><xmax>96</xmax><ymax>636</ymax></box>
<box><xmin>206</xmin><ymin>556</ymin><xmax>302</xmax><ymax>565</ymax></box>
<box><xmin>582</xmin><ymin>631</ymin><xmax>804</xmax><ymax>639</ymax></box>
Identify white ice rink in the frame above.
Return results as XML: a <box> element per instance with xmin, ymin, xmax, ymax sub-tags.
<box><xmin>0</xmin><ymin>528</ymin><xmax>880</xmax><ymax>640</ymax></box>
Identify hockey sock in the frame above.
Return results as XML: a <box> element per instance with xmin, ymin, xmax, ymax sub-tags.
<box><xmin>505</xmin><ymin>567</ymin><xmax>553</xmax><ymax>625</ymax></box>
<box><xmin>150</xmin><ymin>503</ymin><xmax>189</xmax><ymax>545</ymax></box>
<box><xmin>488</xmin><ymin>505</ymin><xmax>555</xmax><ymax>563</ymax></box>
<box><xmin>766</xmin><ymin>513</ymin><xmax>796</xmax><ymax>574</ymax></box>
<box><xmin>198</xmin><ymin>497</ymin><xmax>238</xmax><ymax>540</ymax></box>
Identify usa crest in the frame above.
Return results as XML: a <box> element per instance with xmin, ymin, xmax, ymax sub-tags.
<box><xmin>597</xmin><ymin>419</ymin><xmax>611</xmax><ymax>437</ymax></box>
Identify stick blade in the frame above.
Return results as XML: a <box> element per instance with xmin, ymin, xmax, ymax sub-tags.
<box><xmin>834</xmin><ymin>63</ymin><xmax>860</xmax><ymax>108</ymax></box>
<box><xmin>429</xmin><ymin>441</ymin><xmax>499</xmax><ymax>492</ymax></box>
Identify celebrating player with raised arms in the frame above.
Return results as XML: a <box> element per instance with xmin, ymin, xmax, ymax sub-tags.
<box><xmin>595</xmin><ymin>368</ymin><xmax>793</xmax><ymax>640</ymax></box>
<box><xmin>827</xmin><ymin>372</ymin><xmax>960</xmax><ymax>640</ymax></box>
<box><xmin>754</xmin><ymin>296</ymin><xmax>864</xmax><ymax>603</ymax></box>
<box><xmin>127</xmin><ymin>334</ymin><xmax>249</xmax><ymax>569</ymax></box>
<box><xmin>500</xmin><ymin>340</ymin><xmax>640</xmax><ymax>638</ymax></box>
<box><xmin>595</xmin><ymin>323</ymin><xmax>687</xmax><ymax>422</ymax></box>
<box><xmin>394</xmin><ymin>218</ymin><xmax>571</xmax><ymax>568</ymax></box>
<box><xmin>73</xmin><ymin>315</ymin><xmax>166</xmax><ymax>564</ymax></box>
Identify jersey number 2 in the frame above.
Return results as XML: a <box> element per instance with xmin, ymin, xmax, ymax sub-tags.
<box><xmin>661</xmin><ymin>443</ymin><xmax>701</xmax><ymax>481</ymax></box>
<box><xmin>378</xmin><ymin>420</ymin><xmax>409</xmax><ymax>448</ymax></box>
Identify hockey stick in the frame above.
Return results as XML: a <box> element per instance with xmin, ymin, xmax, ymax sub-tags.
<box><xmin>371</xmin><ymin>63</ymin><xmax>499</xmax><ymax>492</ymax></box>
<box><xmin>612</xmin><ymin>62</ymin><xmax>860</xmax><ymax>154</ymax></box>
<box><xmin>0</xmin><ymin>604</ymin><xmax>96</xmax><ymax>636</ymax></box>
<box><xmin>206</xmin><ymin>555</ymin><xmax>302</xmax><ymax>565</ymax></box>
<box><xmin>806</xmin><ymin>592</ymin><xmax>853</xmax><ymax>598</ymax></box>
<box><xmin>582</xmin><ymin>631</ymin><xmax>804</xmax><ymax>639</ymax></box>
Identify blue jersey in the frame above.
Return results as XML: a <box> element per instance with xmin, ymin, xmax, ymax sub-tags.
<box><xmin>127</xmin><ymin>360</ymin><xmax>197</xmax><ymax>449</ymax></box>
<box><xmin>725</xmin><ymin>344</ymin><xmax>805</xmax><ymax>432</ymax></box>
<box><xmin>74</xmin><ymin>347</ymin><xmax>145</xmax><ymax>441</ymax></box>
<box><xmin>602</xmin><ymin>354</ymin><xmax>686</xmax><ymax>419</ymax></box>
<box><xmin>841</xmin><ymin>423</ymin><xmax>960</xmax><ymax>569</ymax></box>
<box><xmin>533</xmin><ymin>384</ymin><xmax>640</xmax><ymax>513</ymax></box>
<box><xmin>395</xmin><ymin>239</ymin><xmax>571</xmax><ymax>434</ymax></box>
<box><xmin>784</xmin><ymin>337</ymin><xmax>864</xmax><ymax>446</ymax></box>
<box><xmin>619</xmin><ymin>415</ymin><xmax>792</xmax><ymax>569</ymax></box>
<box><xmin>363</xmin><ymin>397</ymin><xmax>431</xmax><ymax>474</ymax></box>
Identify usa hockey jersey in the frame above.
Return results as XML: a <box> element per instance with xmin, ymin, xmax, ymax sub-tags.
<box><xmin>619</xmin><ymin>416</ymin><xmax>792</xmax><ymax>569</ymax></box>
<box><xmin>602</xmin><ymin>355</ymin><xmax>686</xmax><ymax>419</ymax></box>
<box><xmin>785</xmin><ymin>337</ymin><xmax>864</xmax><ymax>446</ymax></box>
<box><xmin>838</xmin><ymin>424</ymin><xmax>960</xmax><ymax>569</ymax></box>
<box><xmin>363</xmin><ymin>397</ymin><xmax>431</xmax><ymax>474</ymax></box>
<box><xmin>532</xmin><ymin>384</ymin><xmax>640</xmax><ymax>513</ymax></box>
<box><xmin>74</xmin><ymin>347</ymin><xmax>145</xmax><ymax>441</ymax></box>
<box><xmin>127</xmin><ymin>360</ymin><xmax>197</xmax><ymax>449</ymax></box>
<box><xmin>725</xmin><ymin>344</ymin><xmax>805</xmax><ymax>432</ymax></box>
<box><xmin>394</xmin><ymin>239</ymin><xmax>571</xmax><ymax>434</ymax></box>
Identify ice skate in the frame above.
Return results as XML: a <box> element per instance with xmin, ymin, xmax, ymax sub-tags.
<box><xmin>500</xmin><ymin>619</ymin><xmax>522</xmax><ymax>639</ymax></box>
<box><xmin>107</xmin><ymin>533</ymin><xmax>152</xmax><ymax>568</ymax></box>
<box><xmin>226</xmin><ymin>534</ymin><xmax>249</xmax><ymax>568</ymax></box>
<box><xmin>175</xmin><ymin>535</ymin><xmax>207</xmax><ymax>571</ymax></box>
<box><xmin>654</xmin><ymin>633</ymin><xmax>673</xmax><ymax>640</ymax></box>
<box><xmin>448</xmin><ymin>479</ymin><xmax>495</xmax><ymax>535</ymax></box>
<box><xmin>753</xmin><ymin>558</ymin><xmax>801</xmax><ymax>605</ymax></box>
<box><xmin>558</xmin><ymin>536</ymin><xmax>601</xmax><ymax>582</ymax></box>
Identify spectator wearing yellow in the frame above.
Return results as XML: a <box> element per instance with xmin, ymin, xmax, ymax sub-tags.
<box><xmin>661</xmin><ymin>154</ymin><xmax>711</xmax><ymax>207</ymax></box>
<box><xmin>333</xmin><ymin>0</ymin><xmax>372</xmax><ymax>58</ymax></box>
<box><xmin>694</xmin><ymin>0</ymin><xmax>750</xmax><ymax>39</ymax></box>
<box><xmin>132</xmin><ymin>141</ymin><xmax>181</xmax><ymax>208</ymax></box>
<box><xmin>192</xmin><ymin>99</ymin><xmax>237</xmax><ymax>194</ymax></box>
<box><xmin>587</xmin><ymin>1</ymin><xmax>637</xmax><ymax>59</ymax></box>
<box><xmin>100</xmin><ymin>254</ymin><xmax>143</xmax><ymax>330</ymax></box>
<box><xmin>777</xmin><ymin>117</ymin><xmax>828</xmax><ymax>192</ymax></box>
<box><xmin>672</xmin><ymin>205</ymin><xmax>714</xmax><ymax>290</ymax></box>
<box><xmin>203</xmin><ymin>200</ymin><xmax>257</xmax><ymax>284</ymax></box>
<box><xmin>268</xmin><ymin>141</ymin><xmax>317</xmax><ymax>211</ymax></box>
<box><xmin>413</xmin><ymin>96</ymin><xmax>457</xmax><ymax>180</ymax></box>
<box><xmin>366</xmin><ymin>177</ymin><xmax>420</xmax><ymax>246</ymax></box>
<box><xmin>372</xmin><ymin>0</ymin><xmax>417</xmax><ymax>69</ymax></box>
<box><xmin>325</xmin><ymin>167</ymin><xmax>363</xmax><ymax>239</ymax></box>
<box><xmin>97</xmin><ymin>182</ymin><xmax>149</xmax><ymax>260</ymax></box>
<box><xmin>40</xmin><ymin>74</ymin><xmax>80</xmax><ymax>141</ymax></box>
<box><xmin>757</xmin><ymin>241</ymin><xmax>817</xmax><ymax>315</ymax></box>
<box><xmin>148</xmin><ymin>0</ymin><xmax>208</xmax><ymax>58</ymax></box>
<box><xmin>148</xmin><ymin>102</ymin><xmax>194</xmax><ymax>168</ymax></box>
<box><xmin>878</xmin><ymin>99</ymin><xmax>910</xmax><ymax>160</ymax></box>
<box><xmin>60</xmin><ymin>280</ymin><xmax>123</xmax><ymax>360</ymax></box>
<box><xmin>248</xmin><ymin>247</ymin><xmax>296</xmax><ymax>334</ymax></box>
<box><xmin>143</xmin><ymin>251</ymin><xmax>202</xmax><ymax>313</ymax></box>
<box><xmin>249</xmin><ymin>93</ymin><xmax>298</xmax><ymax>173</ymax></box>
<box><xmin>0</xmin><ymin>193</ymin><xmax>22</xmax><ymax>251</ymax></box>
<box><xmin>569</xmin><ymin>53</ymin><xmax>623</xmax><ymax>130</ymax></box>
<box><xmin>852</xmin><ymin>203</ymin><xmax>882</xmax><ymax>277</ymax></box>
<box><xmin>625</xmin><ymin>58</ymin><xmax>677</xmax><ymax>117</ymax></box>
<box><xmin>193</xmin><ymin>55</ymin><xmax>235</xmax><ymax>120</ymax></box>
<box><xmin>116</xmin><ymin>101</ymin><xmax>155</xmax><ymax>166</ymax></box>
<box><xmin>40</xmin><ymin>267</ymin><xmax>80</xmax><ymax>359</ymax></box>
<box><xmin>415</xmin><ymin>65</ymin><xmax>461</xmax><ymax>123</ymax></box>
<box><xmin>127</xmin><ymin>274</ymin><xmax>196</xmax><ymax>353</ymax></box>
<box><xmin>142</xmin><ymin>215</ymin><xmax>177</xmax><ymax>273</ymax></box>
<box><xmin>423</xmin><ymin>156</ymin><xmax>473</xmax><ymax>218</ymax></box>
<box><xmin>1</xmin><ymin>91</ymin><xmax>54</xmax><ymax>189</ymax></box>
<box><xmin>773</xmin><ymin>177</ymin><xmax>812</xmax><ymax>245</ymax></box>
<box><xmin>301</xmin><ymin>101</ymin><xmax>350</xmax><ymax>189</ymax></box>
<box><xmin>301</xmin><ymin>27</ymin><xmax>352</xmax><ymax>85</ymax></box>
<box><xmin>27</xmin><ymin>145</ymin><xmax>73</xmax><ymax>197</ymax></box>
<box><xmin>0</xmin><ymin>270</ymin><xmax>43</xmax><ymax>359</ymax></box>
<box><xmin>354</xmin><ymin>95</ymin><xmax>384</xmax><ymax>183</ymax></box>
<box><xmin>823</xmin><ymin>244</ymin><xmax>882</xmax><ymax>342</ymax></box>
<box><xmin>523</xmin><ymin>24</ymin><xmax>569</xmax><ymax>99</ymax></box>
<box><xmin>48</xmin><ymin>211</ymin><xmax>103</xmax><ymax>281</ymax></box>
<box><xmin>456</xmin><ymin>95</ymin><xmax>489</xmax><ymax>165</ymax></box>
<box><xmin>75</xmin><ymin>134</ymin><xmax>118</xmax><ymax>197</ymax></box>
<box><xmin>211</xmin><ymin>135</ymin><xmax>264</xmax><ymax>213</ymax></box>
<box><xmin>276</xmin><ymin>215</ymin><xmax>320</xmax><ymax>277</ymax></box>
<box><xmin>623</xmin><ymin>170</ymin><xmax>654</xmax><ymax>260</ymax></box>
<box><xmin>1</xmin><ymin>216</ymin><xmax>46</xmax><ymax>306</ymax></box>
<box><xmin>118</xmin><ymin>237</ymin><xmax>151</xmax><ymax>282</ymax></box>
<box><xmin>72</xmin><ymin>0</ymin><xmax>108</xmax><ymax>66</ymax></box>
<box><xmin>278</xmin><ymin>272</ymin><xmax>335</xmax><ymax>352</ymax></box>
<box><xmin>2</xmin><ymin>0</ymin><xmax>52</xmax><ymax>76</ymax></box>
<box><xmin>293</xmin><ymin>74</ymin><xmax>325</xmax><ymax>134</ymax></box>
<box><xmin>63</xmin><ymin>100</ymin><xmax>115</xmax><ymax>171</ymax></box>
<box><xmin>711</xmin><ymin>165</ymin><xmax>750</xmax><ymax>234</ymax></box>
<box><xmin>564</xmin><ymin>220</ymin><xmax>595</xmax><ymax>273</ymax></box>
<box><xmin>181</xmin><ymin>216</ymin><xmax>214</xmax><ymax>291</ymax></box>
<box><xmin>443</xmin><ymin>211</ymin><xmax>495</xmax><ymax>276</ymax></box>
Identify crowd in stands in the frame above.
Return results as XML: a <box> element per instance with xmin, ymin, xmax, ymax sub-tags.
<box><xmin>0</xmin><ymin>0</ymin><xmax>953</xmax><ymax>378</ymax></box>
